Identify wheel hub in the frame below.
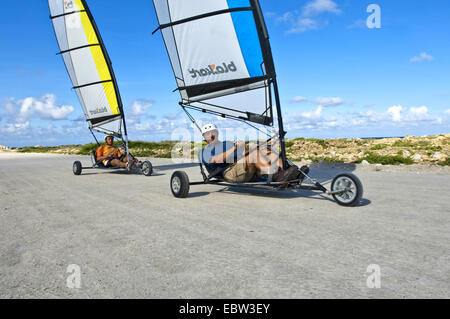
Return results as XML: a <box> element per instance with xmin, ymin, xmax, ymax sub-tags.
<box><xmin>172</xmin><ymin>177</ymin><xmax>181</xmax><ymax>193</ymax></box>
<box><xmin>332</xmin><ymin>176</ymin><xmax>357</xmax><ymax>204</ymax></box>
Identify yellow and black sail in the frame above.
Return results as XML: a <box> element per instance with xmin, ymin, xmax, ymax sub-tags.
<box><xmin>49</xmin><ymin>0</ymin><xmax>124</xmax><ymax>137</ymax></box>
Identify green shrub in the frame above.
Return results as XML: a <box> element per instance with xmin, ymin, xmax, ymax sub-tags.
<box><xmin>155</xmin><ymin>152</ymin><xmax>172</xmax><ymax>159</ymax></box>
<box><xmin>308</xmin><ymin>139</ymin><xmax>329</xmax><ymax>148</ymax></box>
<box><xmin>128</xmin><ymin>141</ymin><xmax>176</xmax><ymax>150</ymax></box>
<box><xmin>18</xmin><ymin>146</ymin><xmax>79</xmax><ymax>154</ymax></box>
<box><xmin>285</xmin><ymin>141</ymin><xmax>295</xmax><ymax>148</ymax></box>
<box><xmin>371</xmin><ymin>144</ymin><xmax>388</xmax><ymax>150</ymax></box>
<box><xmin>78</xmin><ymin>143</ymin><xmax>99</xmax><ymax>155</ymax></box>
<box><xmin>392</xmin><ymin>140</ymin><xmax>441</xmax><ymax>152</ymax></box>
<box><xmin>309</xmin><ymin>157</ymin><xmax>344</xmax><ymax>164</ymax></box>
<box><xmin>360</xmin><ymin>152</ymin><xmax>414</xmax><ymax>165</ymax></box>
<box><xmin>393</xmin><ymin>141</ymin><xmax>417</xmax><ymax>148</ymax></box>
<box><xmin>439</xmin><ymin>158</ymin><xmax>450</xmax><ymax>166</ymax></box>
<box><xmin>421</xmin><ymin>146</ymin><xmax>443</xmax><ymax>152</ymax></box>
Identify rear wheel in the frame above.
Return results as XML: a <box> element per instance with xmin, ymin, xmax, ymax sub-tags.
<box><xmin>331</xmin><ymin>173</ymin><xmax>363</xmax><ymax>207</ymax></box>
<box><xmin>141</xmin><ymin>161</ymin><xmax>153</xmax><ymax>176</ymax></box>
<box><xmin>73</xmin><ymin>161</ymin><xmax>82</xmax><ymax>176</ymax></box>
<box><xmin>171</xmin><ymin>171</ymin><xmax>190</xmax><ymax>198</ymax></box>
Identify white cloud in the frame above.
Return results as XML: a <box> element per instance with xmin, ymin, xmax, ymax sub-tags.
<box><xmin>284</xmin><ymin>104</ymin><xmax>445</xmax><ymax>134</ymax></box>
<box><xmin>287</xmin><ymin>18</ymin><xmax>320</xmax><ymax>34</ymax></box>
<box><xmin>276</xmin><ymin>11</ymin><xmax>297</xmax><ymax>23</ymax></box>
<box><xmin>277</xmin><ymin>0</ymin><xmax>341</xmax><ymax>34</ymax></box>
<box><xmin>387</xmin><ymin>105</ymin><xmax>404</xmax><ymax>122</ymax></box>
<box><xmin>385</xmin><ymin>105</ymin><xmax>436</xmax><ymax>123</ymax></box>
<box><xmin>132</xmin><ymin>115</ymin><xmax>189</xmax><ymax>135</ymax></box>
<box><xmin>347</xmin><ymin>19</ymin><xmax>367</xmax><ymax>29</ymax></box>
<box><xmin>301</xmin><ymin>105</ymin><xmax>324</xmax><ymax>119</ymax></box>
<box><xmin>410</xmin><ymin>52</ymin><xmax>434</xmax><ymax>63</ymax></box>
<box><xmin>303</xmin><ymin>0</ymin><xmax>342</xmax><ymax>17</ymax></box>
<box><xmin>443</xmin><ymin>109</ymin><xmax>450</xmax><ymax>115</ymax></box>
<box><xmin>289</xmin><ymin>96</ymin><xmax>307</xmax><ymax>103</ymax></box>
<box><xmin>0</xmin><ymin>121</ymin><xmax>30</xmax><ymax>134</ymax></box>
<box><xmin>289</xmin><ymin>96</ymin><xmax>344</xmax><ymax>106</ymax></box>
<box><xmin>129</xmin><ymin>99</ymin><xmax>153</xmax><ymax>117</ymax></box>
<box><xmin>313</xmin><ymin>97</ymin><xmax>344</xmax><ymax>107</ymax></box>
<box><xmin>408</xmin><ymin>106</ymin><xmax>429</xmax><ymax>121</ymax></box>
<box><xmin>4</xmin><ymin>98</ymin><xmax>17</xmax><ymax>114</ymax></box>
<box><xmin>6</xmin><ymin>94</ymin><xmax>74</xmax><ymax>123</ymax></box>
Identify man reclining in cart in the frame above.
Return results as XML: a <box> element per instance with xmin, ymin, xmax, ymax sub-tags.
<box><xmin>199</xmin><ymin>124</ymin><xmax>301</xmax><ymax>183</ymax></box>
<box><xmin>95</xmin><ymin>135</ymin><xmax>137</xmax><ymax>170</ymax></box>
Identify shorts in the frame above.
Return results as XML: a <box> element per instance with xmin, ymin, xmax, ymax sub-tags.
<box><xmin>223</xmin><ymin>158</ymin><xmax>256</xmax><ymax>183</ymax></box>
<box><xmin>104</xmin><ymin>159</ymin><xmax>114</xmax><ymax>167</ymax></box>
<box><xmin>104</xmin><ymin>156</ymin><xmax>124</xmax><ymax>168</ymax></box>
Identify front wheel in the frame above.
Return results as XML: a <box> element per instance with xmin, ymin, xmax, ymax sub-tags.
<box><xmin>331</xmin><ymin>173</ymin><xmax>363</xmax><ymax>207</ymax></box>
<box><xmin>141</xmin><ymin>161</ymin><xmax>153</xmax><ymax>176</ymax></box>
<box><xmin>73</xmin><ymin>161</ymin><xmax>82</xmax><ymax>176</ymax></box>
<box><xmin>171</xmin><ymin>171</ymin><xmax>190</xmax><ymax>198</ymax></box>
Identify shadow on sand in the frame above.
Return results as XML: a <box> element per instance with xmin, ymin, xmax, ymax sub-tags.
<box><xmin>155</xmin><ymin>163</ymin><xmax>200</xmax><ymax>172</ymax></box>
<box><xmin>183</xmin><ymin>162</ymin><xmax>370</xmax><ymax>207</ymax></box>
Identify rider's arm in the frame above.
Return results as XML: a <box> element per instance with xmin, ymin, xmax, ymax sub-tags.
<box><xmin>210</xmin><ymin>142</ymin><xmax>245</xmax><ymax>164</ymax></box>
<box><xmin>96</xmin><ymin>147</ymin><xmax>118</xmax><ymax>162</ymax></box>
<box><xmin>97</xmin><ymin>153</ymin><xmax>112</xmax><ymax>162</ymax></box>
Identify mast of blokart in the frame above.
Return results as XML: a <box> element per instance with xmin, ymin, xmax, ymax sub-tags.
<box><xmin>252</xmin><ymin>0</ymin><xmax>288</xmax><ymax>170</ymax></box>
<box><xmin>81</xmin><ymin>0</ymin><xmax>130</xmax><ymax>160</ymax></box>
<box><xmin>272</xmin><ymin>79</ymin><xmax>288</xmax><ymax>170</ymax></box>
<box><xmin>122</xmin><ymin>114</ymin><xmax>130</xmax><ymax>162</ymax></box>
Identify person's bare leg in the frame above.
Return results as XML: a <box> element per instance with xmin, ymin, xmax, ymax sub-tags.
<box><xmin>121</xmin><ymin>155</ymin><xmax>139</xmax><ymax>165</ymax></box>
<box><xmin>246</xmin><ymin>149</ymin><xmax>282</xmax><ymax>174</ymax></box>
<box><xmin>110</xmin><ymin>159</ymin><xmax>127</xmax><ymax>168</ymax></box>
<box><xmin>244</xmin><ymin>157</ymin><xmax>258</xmax><ymax>176</ymax></box>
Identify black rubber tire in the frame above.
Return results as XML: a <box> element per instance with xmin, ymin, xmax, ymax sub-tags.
<box><xmin>141</xmin><ymin>161</ymin><xmax>153</xmax><ymax>177</ymax></box>
<box><xmin>73</xmin><ymin>161</ymin><xmax>82</xmax><ymax>176</ymax></box>
<box><xmin>331</xmin><ymin>173</ymin><xmax>363</xmax><ymax>207</ymax></box>
<box><xmin>171</xmin><ymin>171</ymin><xmax>190</xmax><ymax>198</ymax></box>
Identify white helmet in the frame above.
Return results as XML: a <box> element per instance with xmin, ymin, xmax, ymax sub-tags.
<box><xmin>201</xmin><ymin>123</ymin><xmax>218</xmax><ymax>135</ymax></box>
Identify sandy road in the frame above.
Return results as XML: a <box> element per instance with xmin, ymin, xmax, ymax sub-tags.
<box><xmin>0</xmin><ymin>152</ymin><xmax>449</xmax><ymax>298</ymax></box>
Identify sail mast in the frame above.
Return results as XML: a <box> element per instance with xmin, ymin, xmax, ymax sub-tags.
<box><xmin>80</xmin><ymin>0</ymin><xmax>129</xmax><ymax>156</ymax></box>
<box><xmin>250</xmin><ymin>0</ymin><xmax>288</xmax><ymax>169</ymax></box>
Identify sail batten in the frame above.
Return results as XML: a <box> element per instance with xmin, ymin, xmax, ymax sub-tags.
<box><xmin>50</xmin><ymin>9</ymin><xmax>86</xmax><ymax>19</ymax></box>
<box><xmin>153</xmin><ymin>0</ymin><xmax>275</xmax><ymax>126</ymax></box>
<box><xmin>154</xmin><ymin>7</ymin><xmax>252</xmax><ymax>33</ymax></box>
<box><xmin>49</xmin><ymin>0</ymin><xmax>124</xmax><ymax>137</ymax></box>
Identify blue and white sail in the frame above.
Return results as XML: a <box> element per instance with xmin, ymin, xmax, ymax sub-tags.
<box><xmin>153</xmin><ymin>0</ymin><xmax>276</xmax><ymax>126</ymax></box>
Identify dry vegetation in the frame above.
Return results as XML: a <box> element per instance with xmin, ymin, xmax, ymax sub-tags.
<box><xmin>285</xmin><ymin>134</ymin><xmax>450</xmax><ymax>166</ymax></box>
<box><xmin>2</xmin><ymin>134</ymin><xmax>449</xmax><ymax>166</ymax></box>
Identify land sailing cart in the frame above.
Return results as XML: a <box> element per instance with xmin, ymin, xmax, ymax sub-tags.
<box><xmin>153</xmin><ymin>0</ymin><xmax>363</xmax><ymax>206</ymax></box>
<box><xmin>48</xmin><ymin>0</ymin><xmax>153</xmax><ymax>177</ymax></box>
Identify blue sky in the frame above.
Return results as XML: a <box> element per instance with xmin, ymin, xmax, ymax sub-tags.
<box><xmin>0</xmin><ymin>0</ymin><xmax>449</xmax><ymax>147</ymax></box>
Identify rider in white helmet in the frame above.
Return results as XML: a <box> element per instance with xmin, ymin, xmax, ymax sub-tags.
<box><xmin>199</xmin><ymin>123</ymin><xmax>299</xmax><ymax>183</ymax></box>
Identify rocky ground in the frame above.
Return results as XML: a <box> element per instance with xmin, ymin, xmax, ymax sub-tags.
<box><xmin>285</xmin><ymin>134</ymin><xmax>450</xmax><ymax>166</ymax></box>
